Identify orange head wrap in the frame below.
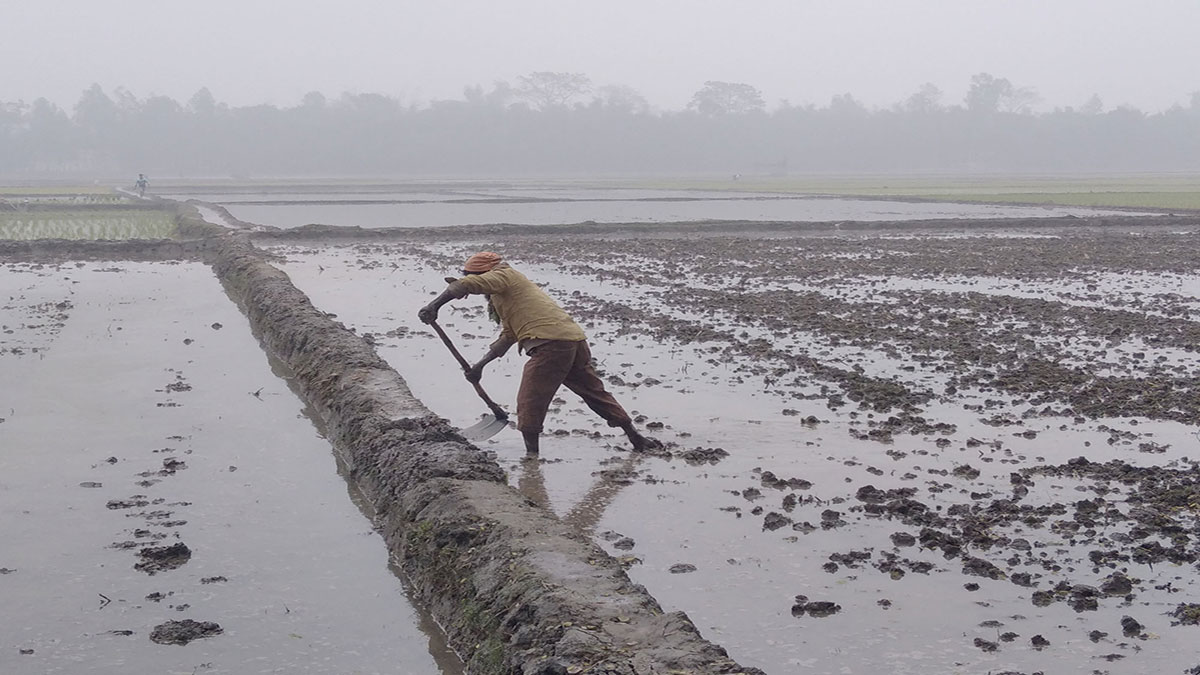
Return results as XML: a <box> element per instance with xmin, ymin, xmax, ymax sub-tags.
<box><xmin>463</xmin><ymin>251</ymin><xmax>503</xmax><ymax>274</ymax></box>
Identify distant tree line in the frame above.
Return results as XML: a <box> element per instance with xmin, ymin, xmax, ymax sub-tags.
<box><xmin>2</xmin><ymin>73</ymin><xmax>1199</xmax><ymax>177</ymax></box>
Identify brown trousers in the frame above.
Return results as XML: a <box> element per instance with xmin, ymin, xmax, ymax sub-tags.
<box><xmin>516</xmin><ymin>340</ymin><xmax>632</xmax><ymax>434</ymax></box>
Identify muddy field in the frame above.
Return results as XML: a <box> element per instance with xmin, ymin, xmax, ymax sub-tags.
<box><xmin>161</xmin><ymin>180</ymin><xmax>1150</xmax><ymax>231</ymax></box>
<box><xmin>0</xmin><ymin>260</ymin><xmax>458</xmax><ymax>674</ymax></box>
<box><xmin>6</xmin><ymin>185</ymin><xmax>1200</xmax><ymax>674</ymax></box>
<box><xmin>256</xmin><ymin>218</ymin><xmax>1200</xmax><ymax>675</ymax></box>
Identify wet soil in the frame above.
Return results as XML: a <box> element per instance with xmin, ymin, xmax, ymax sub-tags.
<box><xmin>4</xmin><ymin>206</ymin><xmax>760</xmax><ymax>674</ymax></box>
<box><xmin>0</xmin><ymin>258</ymin><xmax>458</xmax><ymax>674</ymax></box>
<box><xmin>179</xmin><ymin>180</ymin><xmax>1155</xmax><ymax>230</ymax></box>
<box><xmin>9</xmin><ymin>192</ymin><xmax>1200</xmax><ymax>674</ymax></box>
<box><xmin>211</xmin><ymin>232</ymin><xmax>762</xmax><ymax>674</ymax></box>
<box><xmin>257</xmin><ymin>213</ymin><xmax>1200</xmax><ymax>675</ymax></box>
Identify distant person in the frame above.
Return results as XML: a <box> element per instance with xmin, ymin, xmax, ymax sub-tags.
<box><xmin>135</xmin><ymin>174</ymin><xmax>148</xmax><ymax>197</ymax></box>
<box><xmin>418</xmin><ymin>251</ymin><xmax>662</xmax><ymax>456</ymax></box>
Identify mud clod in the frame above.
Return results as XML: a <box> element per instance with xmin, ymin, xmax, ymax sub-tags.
<box><xmin>679</xmin><ymin>447</ymin><xmax>729</xmax><ymax>465</ymax></box>
<box><xmin>792</xmin><ymin>599</ymin><xmax>841</xmax><ymax>617</ymax></box>
<box><xmin>134</xmin><ymin>542</ymin><xmax>191</xmax><ymax>575</ymax></box>
<box><xmin>106</xmin><ymin>496</ymin><xmax>150</xmax><ymax>510</ymax></box>
<box><xmin>162</xmin><ymin>458</ymin><xmax>186</xmax><ymax>471</ymax></box>
<box><xmin>1121</xmin><ymin>615</ymin><xmax>1145</xmax><ymax>637</ymax></box>
<box><xmin>1100</xmin><ymin>573</ymin><xmax>1133</xmax><ymax>596</ymax></box>
<box><xmin>762</xmin><ymin>512</ymin><xmax>792</xmax><ymax>531</ymax></box>
<box><xmin>149</xmin><ymin>619</ymin><xmax>223</xmax><ymax>645</ymax></box>
<box><xmin>973</xmin><ymin>637</ymin><xmax>999</xmax><ymax>652</ymax></box>
<box><xmin>1171</xmin><ymin>603</ymin><xmax>1200</xmax><ymax>626</ymax></box>
<box><xmin>1068</xmin><ymin>585</ymin><xmax>1100</xmax><ymax>612</ymax></box>
<box><xmin>962</xmin><ymin>556</ymin><xmax>1005</xmax><ymax>580</ymax></box>
<box><xmin>953</xmin><ymin>465</ymin><xmax>982</xmax><ymax>480</ymax></box>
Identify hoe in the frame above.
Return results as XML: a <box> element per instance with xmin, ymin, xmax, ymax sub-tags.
<box><xmin>426</xmin><ymin>318</ymin><xmax>509</xmax><ymax>441</ymax></box>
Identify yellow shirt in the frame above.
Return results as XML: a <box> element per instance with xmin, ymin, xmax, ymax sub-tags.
<box><xmin>456</xmin><ymin>265</ymin><xmax>586</xmax><ymax>352</ymax></box>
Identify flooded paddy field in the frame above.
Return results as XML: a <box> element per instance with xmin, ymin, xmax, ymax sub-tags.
<box><xmin>0</xmin><ymin>260</ymin><xmax>459</xmax><ymax>674</ymax></box>
<box><xmin>160</xmin><ymin>180</ymin><xmax>1149</xmax><ymax>230</ymax></box>
<box><xmin>259</xmin><ymin>218</ymin><xmax>1200</xmax><ymax>675</ymax></box>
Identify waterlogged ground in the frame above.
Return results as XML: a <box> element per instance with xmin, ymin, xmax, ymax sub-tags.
<box><xmin>262</xmin><ymin>222</ymin><xmax>1200</xmax><ymax>675</ymax></box>
<box><xmin>165</xmin><ymin>181</ymin><xmax>1150</xmax><ymax>230</ymax></box>
<box><xmin>0</xmin><ymin>261</ymin><xmax>460</xmax><ymax>674</ymax></box>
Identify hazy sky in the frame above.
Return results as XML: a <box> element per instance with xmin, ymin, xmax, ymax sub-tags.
<box><xmin>5</xmin><ymin>0</ymin><xmax>1199</xmax><ymax>113</ymax></box>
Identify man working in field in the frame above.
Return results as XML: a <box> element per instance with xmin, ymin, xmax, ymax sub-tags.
<box><xmin>417</xmin><ymin>252</ymin><xmax>661</xmax><ymax>456</ymax></box>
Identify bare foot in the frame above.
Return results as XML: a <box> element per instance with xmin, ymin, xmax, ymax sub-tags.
<box><xmin>629</xmin><ymin>433</ymin><xmax>663</xmax><ymax>452</ymax></box>
<box><xmin>522</xmin><ymin>430</ymin><xmax>540</xmax><ymax>456</ymax></box>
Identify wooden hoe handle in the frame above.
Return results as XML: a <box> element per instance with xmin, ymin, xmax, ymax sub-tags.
<box><xmin>428</xmin><ymin>320</ymin><xmax>509</xmax><ymax>421</ymax></box>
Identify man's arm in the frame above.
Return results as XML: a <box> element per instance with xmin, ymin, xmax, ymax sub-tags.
<box><xmin>417</xmin><ymin>280</ymin><xmax>469</xmax><ymax>324</ymax></box>
<box><xmin>465</xmin><ymin>331</ymin><xmax>516</xmax><ymax>382</ymax></box>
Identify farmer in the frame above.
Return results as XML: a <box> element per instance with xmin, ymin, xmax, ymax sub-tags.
<box><xmin>417</xmin><ymin>251</ymin><xmax>661</xmax><ymax>456</ymax></box>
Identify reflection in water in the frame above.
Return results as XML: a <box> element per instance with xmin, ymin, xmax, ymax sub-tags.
<box><xmin>517</xmin><ymin>455</ymin><xmax>641</xmax><ymax>535</ymax></box>
<box><xmin>516</xmin><ymin>456</ymin><xmax>552</xmax><ymax>509</ymax></box>
<box><xmin>387</xmin><ymin>558</ymin><xmax>469</xmax><ymax>675</ymax></box>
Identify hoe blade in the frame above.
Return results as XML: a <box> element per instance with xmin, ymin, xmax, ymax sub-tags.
<box><xmin>460</xmin><ymin>415</ymin><xmax>508</xmax><ymax>442</ymax></box>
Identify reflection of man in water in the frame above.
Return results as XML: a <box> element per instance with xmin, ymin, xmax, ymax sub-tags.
<box><xmin>134</xmin><ymin>174</ymin><xmax>148</xmax><ymax>197</ymax></box>
<box><xmin>516</xmin><ymin>454</ymin><xmax>638</xmax><ymax>534</ymax></box>
<box><xmin>418</xmin><ymin>251</ymin><xmax>661</xmax><ymax>456</ymax></box>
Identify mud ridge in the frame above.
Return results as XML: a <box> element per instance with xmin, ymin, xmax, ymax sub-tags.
<box><xmin>0</xmin><ymin>237</ymin><xmax>207</xmax><ymax>263</ymax></box>
<box><xmin>246</xmin><ymin>214</ymin><xmax>1199</xmax><ymax>243</ymax></box>
<box><xmin>186</xmin><ymin>200</ymin><xmax>276</xmax><ymax>232</ymax></box>
<box><xmin>206</xmin><ymin>224</ymin><xmax>760</xmax><ymax>674</ymax></box>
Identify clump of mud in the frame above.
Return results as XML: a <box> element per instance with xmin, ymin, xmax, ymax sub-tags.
<box><xmin>134</xmin><ymin>542</ymin><xmax>191</xmax><ymax>575</ymax></box>
<box><xmin>791</xmin><ymin>595</ymin><xmax>841</xmax><ymax>617</ymax></box>
<box><xmin>149</xmin><ymin>619</ymin><xmax>223</xmax><ymax>645</ymax></box>
<box><xmin>1172</xmin><ymin>604</ymin><xmax>1200</xmax><ymax>626</ymax></box>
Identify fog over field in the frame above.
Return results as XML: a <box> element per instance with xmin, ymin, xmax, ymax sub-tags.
<box><xmin>2</xmin><ymin>0</ymin><xmax>1199</xmax><ymax>176</ymax></box>
<box><xmin>7</xmin><ymin>0</ymin><xmax>1200</xmax><ymax>113</ymax></box>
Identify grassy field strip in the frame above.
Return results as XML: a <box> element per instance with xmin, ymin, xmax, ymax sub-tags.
<box><xmin>0</xmin><ymin>212</ymin><xmax>176</xmax><ymax>240</ymax></box>
<box><xmin>0</xmin><ymin>196</ymin><xmax>129</xmax><ymax>205</ymax></box>
<box><xmin>0</xmin><ymin>186</ymin><xmax>115</xmax><ymax>195</ymax></box>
